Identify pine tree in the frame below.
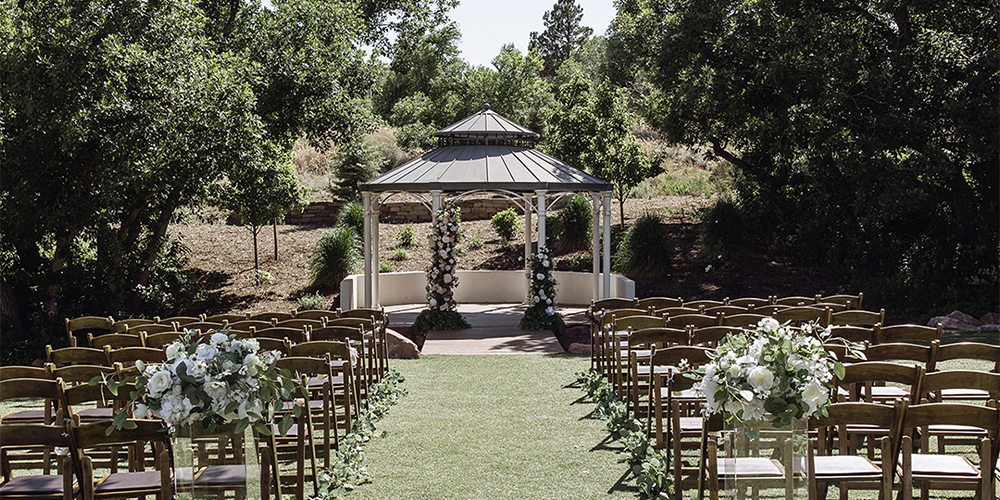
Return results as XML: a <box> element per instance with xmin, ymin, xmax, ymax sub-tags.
<box><xmin>528</xmin><ymin>0</ymin><xmax>593</xmax><ymax>77</ymax></box>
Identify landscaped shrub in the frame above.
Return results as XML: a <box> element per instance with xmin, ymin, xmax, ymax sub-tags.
<box><xmin>298</xmin><ymin>291</ymin><xmax>326</xmax><ymax>310</ymax></box>
<box><xmin>396</xmin><ymin>224</ymin><xmax>416</xmax><ymax>247</ymax></box>
<box><xmin>389</xmin><ymin>248</ymin><xmax>410</xmax><ymax>261</ymax></box>
<box><xmin>613</xmin><ymin>213</ymin><xmax>671</xmax><ymax>277</ymax></box>
<box><xmin>336</xmin><ymin>201</ymin><xmax>365</xmax><ymax>239</ymax></box>
<box><xmin>555</xmin><ymin>194</ymin><xmax>591</xmax><ymax>251</ymax></box>
<box><xmin>699</xmin><ymin>197</ymin><xmax>745</xmax><ymax>257</ymax></box>
<box><xmin>309</xmin><ymin>225</ymin><xmax>359</xmax><ymax>287</ymax></box>
<box><xmin>490</xmin><ymin>208</ymin><xmax>521</xmax><ymax>244</ymax></box>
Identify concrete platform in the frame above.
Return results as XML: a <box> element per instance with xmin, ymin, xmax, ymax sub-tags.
<box><xmin>383</xmin><ymin>303</ymin><xmax>588</xmax><ymax>355</ymax></box>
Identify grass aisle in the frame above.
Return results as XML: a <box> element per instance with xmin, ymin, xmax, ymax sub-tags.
<box><xmin>351</xmin><ymin>354</ymin><xmax>635</xmax><ymax>500</ymax></box>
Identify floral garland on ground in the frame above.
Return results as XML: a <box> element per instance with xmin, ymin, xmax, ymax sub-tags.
<box><xmin>414</xmin><ymin>204</ymin><xmax>470</xmax><ymax>335</ymax></box>
<box><xmin>519</xmin><ymin>246</ymin><xmax>565</xmax><ymax>336</ymax></box>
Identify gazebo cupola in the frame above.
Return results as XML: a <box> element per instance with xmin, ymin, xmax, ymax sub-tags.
<box><xmin>358</xmin><ymin>105</ymin><xmax>615</xmax><ymax>308</ymax></box>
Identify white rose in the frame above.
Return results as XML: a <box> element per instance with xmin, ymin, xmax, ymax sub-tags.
<box><xmin>543</xmin><ymin>260</ymin><xmax>550</xmax><ymax>267</ymax></box>
<box><xmin>545</xmin><ymin>306</ymin><xmax>555</xmax><ymax>316</ymax></box>
<box><xmin>702</xmin><ymin>365</ymin><xmax>721</xmax><ymax>412</ymax></box>
<box><xmin>196</xmin><ymin>343</ymin><xmax>218</xmax><ymax>361</ymax></box>
<box><xmin>802</xmin><ymin>379</ymin><xmax>829</xmax><ymax>415</ymax></box>
<box><xmin>165</xmin><ymin>342</ymin><xmax>182</xmax><ymax>359</ymax></box>
<box><xmin>747</xmin><ymin>365</ymin><xmax>775</xmax><ymax>393</ymax></box>
<box><xmin>443</xmin><ymin>274</ymin><xmax>452</xmax><ymax>283</ymax></box>
<box><xmin>147</xmin><ymin>370</ymin><xmax>173</xmax><ymax>396</ymax></box>
<box><xmin>210</xmin><ymin>332</ymin><xmax>228</xmax><ymax>345</ymax></box>
<box><xmin>205</xmin><ymin>380</ymin><xmax>228</xmax><ymax>402</ymax></box>
<box><xmin>244</xmin><ymin>352</ymin><xmax>260</xmax><ymax>367</ymax></box>
<box><xmin>188</xmin><ymin>360</ymin><xmax>208</xmax><ymax>380</ymax></box>
<box><xmin>533</xmin><ymin>296</ymin><xmax>540</xmax><ymax>303</ymax></box>
<box><xmin>727</xmin><ymin>364</ymin><xmax>741</xmax><ymax>379</ymax></box>
<box><xmin>536</xmin><ymin>273</ymin><xmax>544</xmax><ymax>280</ymax></box>
<box><xmin>134</xmin><ymin>403</ymin><xmax>148</xmax><ymax>419</ymax></box>
<box><xmin>758</xmin><ymin>317</ymin><xmax>780</xmax><ymax>333</ymax></box>
<box><xmin>429</xmin><ymin>298</ymin><xmax>438</xmax><ymax>307</ymax></box>
<box><xmin>438</xmin><ymin>250</ymin><xmax>448</xmax><ymax>258</ymax></box>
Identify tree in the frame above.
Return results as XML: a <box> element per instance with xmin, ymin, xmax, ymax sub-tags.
<box><xmin>0</xmin><ymin>0</ymin><xmax>416</xmax><ymax>359</ymax></box>
<box><xmin>529</xmin><ymin>0</ymin><xmax>594</xmax><ymax>77</ymax></box>
<box><xmin>461</xmin><ymin>45</ymin><xmax>553</xmax><ymax>134</ymax></box>
<box><xmin>613</xmin><ymin>0</ymin><xmax>999</xmax><ymax>314</ymax></box>
<box><xmin>215</xmin><ymin>152</ymin><xmax>307</xmax><ymax>270</ymax></box>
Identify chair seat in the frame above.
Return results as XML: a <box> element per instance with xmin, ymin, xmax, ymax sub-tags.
<box><xmin>659</xmin><ymin>387</ymin><xmax>700</xmax><ymax>400</ymax></box>
<box><xmin>718</xmin><ymin>457</ymin><xmax>784</xmax><ymax>477</ymax></box>
<box><xmin>904</xmin><ymin>454</ymin><xmax>979</xmax><ymax>476</ymax></box>
<box><xmin>863</xmin><ymin>386</ymin><xmax>908</xmax><ymax>399</ymax></box>
<box><xmin>95</xmin><ymin>471</ymin><xmax>163</xmax><ymax>493</ymax></box>
<box><xmin>0</xmin><ymin>474</ymin><xmax>76</xmax><ymax>496</ymax></box>
<box><xmin>677</xmin><ymin>417</ymin><xmax>702</xmax><ymax>432</ymax></box>
<box><xmin>195</xmin><ymin>465</ymin><xmax>247</xmax><ymax>486</ymax></box>
<box><xmin>927</xmin><ymin>424</ymin><xmax>988</xmax><ymax>435</ymax></box>
<box><xmin>78</xmin><ymin>408</ymin><xmax>115</xmax><ymax>419</ymax></box>
<box><xmin>281</xmin><ymin>399</ymin><xmax>326</xmax><ymax>411</ymax></box>
<box><xmin>814</xmin><ymin>455</ymin><xmax>881</xmax><ymax>476</ymax></box>
<box><xmin>938</xmin><ymin>388</ymin><xmax>990</xmax><ymax>400</ymax></box>
<box><xmin>1</xmin><ymin>409</ymin><xmax>56</xmax><ymax>422</ymax></box>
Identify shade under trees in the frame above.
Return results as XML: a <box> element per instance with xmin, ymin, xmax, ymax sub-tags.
<box><xmin>609</xmin><ymin>0</ymin><xmax>999</xmax><ymax>313</ymax></box>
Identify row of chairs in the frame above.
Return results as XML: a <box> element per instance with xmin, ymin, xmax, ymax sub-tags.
<box><xmin>1</xmin><ymin>337</ymin><xmax>369</xmax><ymax>499</ymax></box>
<box><xmin>646</xmin><ymin>342</ymin><xmax>1000</xmax><ymax>500</ymax></box>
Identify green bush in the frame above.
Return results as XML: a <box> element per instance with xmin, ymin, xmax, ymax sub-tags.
<box><xmin>396</xmin><ymin>224</ymin><xmax>416</xmax><ymax>247</ymax></box>
<box><xmin>379</xmin><ymin>261</ymin><xmax>394</xmax><ymax>272</ymax></box>
<box><xmin>490</xmin><ymin>208</ymin><xmax>521</xmax><ymax>244</ymax></box>
<box><xmin>555</xmin><ymin>194</ymin><xmax>592</xmax><ymax>251</ymax></box>
<box><xmin>389</xmin><ymin>248</ymin><xmax>410</xmax><ymax>261</ymax></box>
<box><xmin>336</xmin><ymin>201</ymin><xmax>365</xmax><ymax>239</ymax></box>
<box><xmin>699</xmin><ymin>197</ymin><xmax>746</xmax><ymax>257</ymax></box>
<box><xmin>298</xmin><ymin>291</ymin><xmax>326</xmax><ymax>310</ymax></box>
<box><xmin>310</xmin><ymin>225</ymin><xmax>359</xmax><ymax>287</ymax></box>
<box><xmin>613</xmin><ymin>213</ymin><xmax>671</xmax><ymax>277</ymax></box>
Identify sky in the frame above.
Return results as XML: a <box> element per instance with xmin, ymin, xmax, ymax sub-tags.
<box><xmin>449</xmin><ymin>0</ymin><xmax>617</xmax><ymax>68</ymax></box>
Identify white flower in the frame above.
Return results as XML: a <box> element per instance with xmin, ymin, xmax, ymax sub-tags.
<box><xmin>542</xmin><ymin>260</ymin><xmax>550</xmax><ymax>267</ymax></box>
<box><xmin>210</xmin><ymin>332</ymin><xmax>228</xmax><ymax>345</ymax></box>
<box><xmin>438</xmin><ymin>249</ymin><xmax>448</xmax><ymax>258</ymax></box>
<box><xmin>165</xmin><ymin>342</ymin><xmax>183</xmax><ymax>360</ymax></box>
<box><xmin>443</xmin><ymin>273</ymin><xmax>452</xmax><ymax>284</ymax></box>
<box><xmin>546</xmin><ymin>298</ymin><xmax>552</xmax><ymax>304</ymax></box>
<box><xmin>147</xmin><ymin>370</ymin><xmax>173</xmax><ymax>396</ymax></box>
<box><xmin>205</xmin><ymin>380</ymin><xmax>228</xmax><ymax>402</ymax></box>
<box><xmin>758</xmin><ymin>317</ymin><xmax>780</xmax><ymax>333</ymax></box>
<box><xmin>429</xmin><ymin>298</ymin><xmax>438</xmax><ymax>307</ymax></box>
<box><xmin>802</xmin><ymin>379</ymin><xmax>829</xmax><ymax>415</ymax></box>
<box><xmin>533</xmin><ymin>296</ymin><xmax>540</xmax><ymax>303</ymax></box>
<box><xmin>727</xmin><ymin>363</ymin><xmax>741</xmax><ymax>379</ymax></box>
<box><xmin>701</xmin><ymin>365</ymin><xmax>721</xmax><ymax>412</ymax></box>
<box><xmin>536</xmin><ymin>273</ymin><xmax>544</xmax><ymax>280</ymax></box>
<box><xmin>188</xmin><ymin>360</ymin><xmax>208</xmax><ymax>380</ymax></box>
<box><xmin>705</xmin><ymin>265</ymin><xmax>712</xmax><ymax>272</ymax></box>
<box><xmin>545</xmin><ymin>306</ymin><xmax>555</xmax><ymax>316</ymax></box>
<box><xmin>134</xmin><ymin>403</ymin><xmax>148</xmax><ymax>419</ymax></box>
<box><xmin>244</xmin><ymin>352</ymin><xmax>260</xmax><ymax>369</ymax></box>
<box><xmin>747</xmin><ymin>365</ymin><xmax>775</xmax><ymax>393</ymax></box>
<box><xmin>195</xmin><ymin>343</ymin><xmax>218</xmax><ymax>361</ymax></box>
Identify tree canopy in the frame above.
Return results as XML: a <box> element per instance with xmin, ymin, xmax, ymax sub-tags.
<box><xmin>610</xmin><ymin>0</ymin><xmax>999</xmax><ymax>313</ymax></box>
<box><xmin>529</xmin><ymin>0</ymin><xmax>594</xmax><ymax>77</ymax></box>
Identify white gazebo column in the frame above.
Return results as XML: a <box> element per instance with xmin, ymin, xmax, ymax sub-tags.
<box><xmin>535</xmin><ymin>189</ymin><xmax>547</xmax><ymax>248</ymax></box>
<box><xmin>591</xmin><ymin>192</ymin><xmax>600</xmax><ymax>301</ymax></box>
<box><xmin>523</xmin><ymin>198</ymin><xmax>533</xmax><ymax>303</ymax></box>
<box><xmin>370</xmin><ymin>196</ymin><xmax>381</xmax><ymax>307</ymax></box>
<box><xmin>362</xmin><ymin>191</ymin><xmax>373</xmax><ymax>307</ymax></box>
<box><xmin>602</xmin><ymin>191</ymin><xmax>612</xmax><ymax>298</ymax></box>
<box><xmin>430</xmin><ymin>190</ymin><xmax>442</xmax><ymax>213</ymax></box>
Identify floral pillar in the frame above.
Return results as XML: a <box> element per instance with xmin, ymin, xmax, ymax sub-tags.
<box><xmin>426</xmin><ymin>205</ymin><xmax>461</xmax><ymax>313</ymax></box>
<box><xmin>520</xmin><ymin>246</ymin><xmax>565</xmax><ymax>336</ymax></box>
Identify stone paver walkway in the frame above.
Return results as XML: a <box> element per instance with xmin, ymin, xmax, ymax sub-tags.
<box><xmin>384</xmin><ymin>303</ymin><xmax>587</xmax><ymax>355</ymax></box>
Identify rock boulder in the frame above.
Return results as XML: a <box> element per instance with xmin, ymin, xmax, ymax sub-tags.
<box><xmin>928</xmin><ymin>310</ymin><xmax>982</xmax><ymax>333</ymax></box>
<box><xmin>568</xmin><ymin>343</ymin><xmax>591</xmax><ymax>355</ymax></box>
<box><xmin>386</xmin><ymin>328</ymin><xmax>421</xmax><ymax>359</ymax></box>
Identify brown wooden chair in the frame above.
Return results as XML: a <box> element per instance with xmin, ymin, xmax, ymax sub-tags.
<box><xmin>104</xmin><ymin>346</ymin><xmax>165</xmax><ymax>367</ymax></box>
<box><xmin>589</xmin><ymin>301</ymin><xmax>643</xmax><ymax>371</ymax></box>
<box><xmin>666</xmin><ymin>313</ymin><xmax>719</xmax><ymax>330</ymax></box>
<box><xmin>654</xmin><ymin>306</ymin><xmax>703</xmax><ymax>317</ymax></box>
<box><xmin>608</xmin><ymin>315</ymin><xmax>669</xmax><ymax>398</ymax></box>
<box><xmin>625</xmin><ymin>327</ymin><xmax>688</xmax><ymax>418</ymax></box>
<box><xmin>774</xmin><ymin>306</ymin><xmax>831</xmax><ymax>326</ymax></box>
<box><xmin>820</xmin><ymin>293</ymin><xmax>863</xmax><ymax>309</ymax></box>
<box><xmin>46</xmin><ymin>345</ymin><xmax>108</xmax><ymax>367</ymax></box>
<box><xmin>287</xmin><ymin>341</ymin><xmax>359</xmax><ymax>422</ymax></box>
<box><xmin>829</xmin><ymin>309</ymin><xmax>885</xmax><ymax>327</ymax></box>
<box><xmin>718</xmin><ymin>313</ymin><xmax>768</xmax><ymax>328</ymax></box>
<box><xmin>141</xmin><ymin>331</ymin><xmax>186</xmax><ymax>349</ymax></box>
<box><xmin>175</xmin><ymin>321</ymin><xmax>226</xmax><ymax>334</ymax></box>
<box><xmin>862</xmin><ymin>342</ymin><xmax>933</xmax><ymax>368</ymax></box>
<box><xmin>812</xmin><ymin>301</ymin><xmax>851</xmax><ymax>312</ymax></box>
<box><xmin>594</xmin><ymin>308</ymin><xmax>648</xmax><ymax>377</ymax></box>
<box><xmin>876</xmin><ymin>323</ymin><xmax>941</xmax><ymax>344</ymax></box>
<box><xmin>688</xmin><ymin>326</ymin><xmax>743</xmax><ymax>348</ymax></box>
<box><xmin>127</xmin><ymin>323</ymin><xmax>178</xmax><ymax>336</ymax></box>
<box><xmin>828</xmin><ymin>325</ymin><xmax>878</xmax><ymax>344</ymax></box>
<box><xmin>185</xmin><ymin>420</ymin><xmax>280</xmax><ymax>500</ymax></box>
<box><xmin>636</xmin><ymin>297</ymin><xmax>681</xmax><ymax>310</ymax></box>
<box><xmin>200</xmin><ymin>313</ymin><xmax>248</xmax><ymax>323</ymax></box>
<box><xmin>152</xmin><ymin>315</ymin><xmax>200</xmax><ymax>327</ymax></box>
<box><xmin>46</xmin><ymin>364</ymin><xmax>116</xmax><ymax>387</ymax></box>
<box><xmin>67</xmin><ymin>419</ymin><xmax>171</xmax><ymax>500</ymax></box>
<box><xmin>255</xmin><ymin>327</ymin><xmax>308</xmax><ymax>344</ymax></box>
<box><xmin>227</xmin><ymin>319</ymin><xmax>274</xmax><ymax>331</ymax></box>
<box><xmin>64</xmin><ymin>316</ymin><xmax>113</xmax><ymax>347</ymax></box>
<box><xmin>754</xmin><ymin>304</ymin><xmax>790</xmax><ymax>315</ymax></box>
<box><xmin>250</xmin><ymin>311</ymin><xmax>294</xmax><ymax>323</ymax></box>
<box><xmin>929</xmin><ymin>341</ymin><xmax>1000</xmax><ymax>375</ymax></box>
<box><xmin>0</xmin><ymin>370</ymin><xmax>59</xmax><ymax>424</ymax></box>
<box><xmin>0</xmin><ymin>422</ymin><xmax>75</xmax><ymax>500</ymax></box>
<box><xmin>726</xmin><ymin>296</ymin><xmax>771</xmax><ymax>310</ymax></box>
<box><xmin>110</xmin><ymin>318</ymin><xmax>155</xmax><ymax>333</ymax></box>
<box><xmin>772</xmin><ymin>295</ymin><xmax>818</xmax><ymax>306</ymax></box>
<box><xmin>682</xmin><ymin>299</ymin><xmax>725</xmax><ymax>309</ymax></box>
<box><xmin>87</xmin><ymin>332</ymin><xmax>144</xmax><ymax>350</ymax></box>
<box><xmin>807</xmin><ymin>401</ymin><xmax>902</xmax><ymax>500</ymax></box>
<box><xmin>703</xmin><ymin>305</ymin><xmax>750</xmax><ymax>316</ymax></box>
<box><xmin>0</xmin><ymin>378</ymin><xmax>64</xmax><ymax>474</ymax></box>
<box><xmin>292</xmin><ymin>309</ymin><xmax>338</xmax><ymax>322</ymax></box>
<box><xmin>275</xmin><ymin>356</ymin><xmax>339</xmax><ymax>469</ymax></box>
<box><xmin>898</xmin><ymin>401</ymin><xmax>999</xmax><ymax>500</ymax></box>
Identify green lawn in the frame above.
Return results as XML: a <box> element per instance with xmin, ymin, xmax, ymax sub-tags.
<box><xmin>350</xmin><ymin>354</ymin><xmax>637</xmax><ymax>500</ymax></box>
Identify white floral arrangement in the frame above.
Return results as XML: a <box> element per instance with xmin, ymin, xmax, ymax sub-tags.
<box><xmin>114</xmin><ymin>330</ymin><xmax>296</xmax><ymax>435</ymax></box>
<box><xmin>692</xmin><ymin>318</ymin><xmax>847</xmax><ymax>427</ymax></box>
<box><xmin>426</xmin><ymin>205</ymin><xmax>461</xmax><ymax>312</ymax></box>
<box><xmin>528</xmin><ymin>246</ymin><xmax>558</xmax><ymax>316</ymax></box>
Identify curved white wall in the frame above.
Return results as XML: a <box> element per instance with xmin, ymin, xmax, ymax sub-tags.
<box><xmin>341</xmin><ymin>270</ymin><xmax>635</xmax><ymax>310</ymax></box>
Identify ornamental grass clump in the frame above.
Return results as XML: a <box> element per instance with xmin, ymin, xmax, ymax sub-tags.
<box><xmin>613</xmin><ymin>213</ymin><xmax>671</xmax><ymax>277</ymax></box>
<box><xmin>691</xmin><ymin>318</ymin><xmax>861</xmax><ymax>427</ymax></box>
<box><xmin>336</xmin><ymin>200</ymin><xmax>365</xmax><ymax>239</ymax></box>
<box><xmin>310</xmin><ymin>225</ymin><xmax>359</xmax><ymax>287</ymax></box>
<box><xmin>554</xmin><ymin>194</ymin><xmax>592</xmax><ymax>251</ymax></box>
<box><xmin>520</xmin><ymin>247</ymin><xmax>565</xmax><ymax>336</ymax></box>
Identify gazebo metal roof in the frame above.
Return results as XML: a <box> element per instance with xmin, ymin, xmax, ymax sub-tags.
<box><xmin>362</xmin><ymin>106</ymin><xmax>610</xmax><ymax>193</ymax></box>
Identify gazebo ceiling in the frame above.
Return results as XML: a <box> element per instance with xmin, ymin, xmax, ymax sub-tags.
<box><xmin>362</xmin><ymin>106</ymin><xmax>611</xmax><ymax>194</ymax></box>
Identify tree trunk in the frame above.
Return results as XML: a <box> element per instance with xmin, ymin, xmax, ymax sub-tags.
<box><xmin>42</xmin><ymin>234</ymin><xmax>75</xmax><ymax>322</ymax></box>
<box><xmin>273</xmin><ymin>219</ymin><xmax>278</xmax><ymax>261</ymax></box>
<box><xmin>127</xmin><ymin>202</ymin><xmax>176</xmax><ymax>312</ymax></box>
<box><xmin>253</xmin><ymin>226</ymin><xmax>260</xmax><ymax>270</ymax></box>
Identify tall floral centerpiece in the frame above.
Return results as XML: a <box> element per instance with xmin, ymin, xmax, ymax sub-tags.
<box><xmin>413</xmin><ymin>204</ymin><xmax>470</xmax><ymax>337</ymax></box>
<box><xmin>691</xmin><ymin>318</ymin><xmax>853</xmax><ymax>500</ymax></box>
<box><xmin>110</xmin><ymin>330</ymin><xmax>299</xmax><ymax>499</ymax></box>
<box><xmin>519</xmin><ymin>246</ymin><xmax>565</xmax><ymax>336</ymax></box>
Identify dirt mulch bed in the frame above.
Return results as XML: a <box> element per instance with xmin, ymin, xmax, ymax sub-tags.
<box><xmin>172</xmin><ymin>195</ymin><xmax>842</xmax><ymax>320</ymax></box>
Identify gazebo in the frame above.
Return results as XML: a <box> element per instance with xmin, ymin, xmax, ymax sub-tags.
<box><xmin>357</xmin><ymin>105</ymin><xmax>617</xmax><ymax>308</ymax></box>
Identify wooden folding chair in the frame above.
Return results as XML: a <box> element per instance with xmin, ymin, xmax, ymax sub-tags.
<box><xmin>828</xmin><ymin>325</ymin><xmax>877</xmax><ymax>344</ymax></box>
<box><xmin>773</xmin><ymin>295</ymin><xmax>818</xmax><ymax>306</ymax></box>
<box><xmin>666</xmin><ymin>313</ymin><xmax>719</xmax><ymax>330</ymax></box>
<box><xmin>152</xmin><ymin>315</ymin><xmax>199</xmax><ymax>327</ymax></box>
<box><xmin>682</xmin><ymin>299</ymin><xmax>725</xmax><ymax>309</ymax></box>
<box><xmin>67</xmin><ymin>419</ymin><xmax>171</xmax><ymax>500</ymax></box>
<box><xmin>0</xmin><ymin>422</ymin><xmax>75</xmax><ymax>500</ymax></box>
<box><xmin>110</xmin><ymin>318</ymin><xmax>155</xmax><ymax>333</ymax></box>
<box><xmin>287</xmin><ymin>341</ymin><xmax>358</xmax><ymax>426</ymax></box>
<box><xmin>688</xmin><ymin>326</ymin><xmax>743</xmax><ymax>348</ymax></box>
<box><xmin>726</xmin><ymin>297</ymin><xmax>772</xmax><ymax>309</ymax></box>
<box><xmin>898</xmin><ymin>402</ymin><xmax>999</xmax><ymax>500</ymax></box>
<box><xmin>142</xmin><ymin>331</ymin><xmax>186</xmax><ymax>349</ymax></box>
<box><xmin>250</xmin><ymin>311</ymin><xmax>294</xmax><ymax>323</ymax></box>
<box><xmin>292</xmin><ymin>309</ymin><xmax>338</xmax><ymax>322</ymax></box>
<box><xmin>87</xmin><ymin>333</ymin><xmax>144</xmax><ymax>350</ymax></box>
<box><xmin>254</xmin><ymin>327</ymin><xmax>308</xmax><ymax>344</ymax></box>
<box><xmin>876</xmin><ymin>323</ymin><xmax>941</xmax><ymax>344</ymax></box>
<box><xmin>654</xmin><ymin>307</ymin><xmax>703</xmax><ymax>317</ymax></box>
<box><xmin>929</xmin><ymin>341</ymin><xmax>1000</xmax><ymax>376</ymax></box>
<box><xmin>719</xmin><ymin>313</ymin><xmax>768</xmax><ymax>328</ymax></box>
<box><xmin>275</xmin><ymin>356</ymin><xmax>338</xmax><ymax>469</ymax></box>
<box><xmin>46</xmin><ymin>345</ymin><xmax>108</xmax><ymax>366</ymax></box>
<box><xmin>228</xmin><ymin>320</ymin><xmax>275</xmax><ymax>332</ymax></box>
<box><xmin>774</xmin><ymin>306</ymin><xmax>831</xmax><ymax>326</ymax></box>
<box><xmin>65</xmin><ymin>316</ymin><xmax>113</xmax><ymax>348</ymax></box>
<box><xmin>0</xmin><ymin>378</ymin><xmax>64</xmax><ymax>474</ymax></box>
<box><xmin>201</xmin><ymin>313</ymin><xmax>249</xmax><ymax>323</ymax></box>
<box><xmin>637</xmin><ymin>297</ymin><xmax>681</xmax><ymax>310</ymax></box>
<box><xmin>104</xmin><ymin>346</ymin><xmax>166</xmax><ymax>367</ymax></box>
<box><xmin>829</xmin><ymin>309</ymin><xmax>885</xmax><ymax>327</ymax></box>
<box><xmin>626</xmin><ymin>327</ymin><xmax>688</xmax><ymax>418</ymax></box>
<box><xmin>589</xmin><ymin>301</ymin><xmax>642</xmax><ymax>371</ymax></box>
<box><xmin>608</xmin><ymin>315</ymin><xmax>668</xmax><ymax>399</ymax></box>
<box><xmin>862</xmin><ymin>342</ymin><xmax>933</xmax><ymax>368</ymax></box>
<box><xmin>703</xmin><ymin>305</ymin><xmax>750</xmax><ymax>317</ymax></box>
<box><xmin>917</xmin><ymin>370</ymin><xmax>1000</xmax><ymax>453</ymax></box>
